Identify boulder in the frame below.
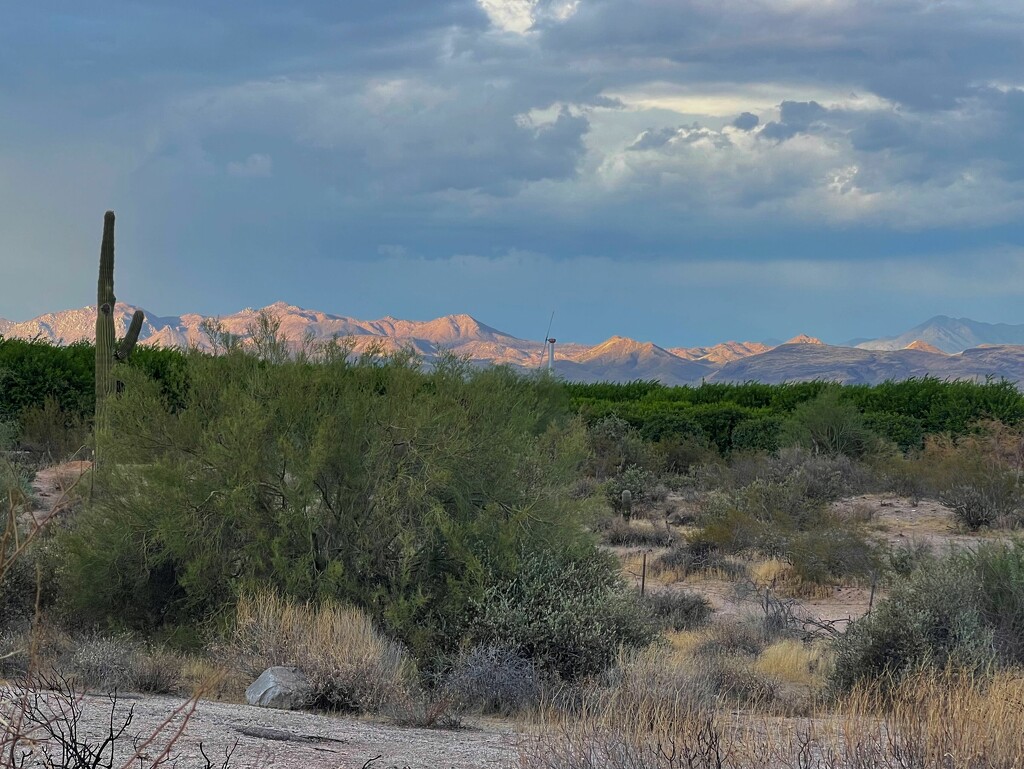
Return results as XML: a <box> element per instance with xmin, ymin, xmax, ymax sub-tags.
<box><xmin>245</xmin><ymin>666</ymin><xmax>312</xmax><ymax>710</ymax></box>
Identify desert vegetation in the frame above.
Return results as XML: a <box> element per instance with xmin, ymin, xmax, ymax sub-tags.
<box><xmin>4</xmin><ymin>322</ymin><xmax>1024</xmax><ymax>766</ymax></box>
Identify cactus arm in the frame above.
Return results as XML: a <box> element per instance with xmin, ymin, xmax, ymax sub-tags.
<box><xmin>116</xmin><ymin>309</ymin><xmax>145</xmax><ymax>361</ymax></box>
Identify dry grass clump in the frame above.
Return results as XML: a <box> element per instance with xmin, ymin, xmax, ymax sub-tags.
<box><xmin>518</xmin><ymin>666</ymin><xmax>1024</xmax><ymax>769</ymax></box>
<box><xmin>63</xmin><ymin>633</ymin><xmax>188</xmax><ymax>694</ymax></box>
<box><xmin>749</xmin><ymin>559</ymin><xmax>835</xmax><ymax>600</ymax></box>
<box><xmin>602</xmin><ymin>516</ymin><xmax>674</xmax><ymax>547</ymax></box>
<box><xmin>751</xmin><ymin>640</ymin><xmax>828</xmax><ymax>687</ymax></box>
<box><xmin>229</xmin><ymin>588</ymin><xmax>414</xmax><ymax>713</ymax></box>
<box><xmin>443</xmin><ymin>644</ymin><xmax>540</xmax><ymax>716</ymax></box>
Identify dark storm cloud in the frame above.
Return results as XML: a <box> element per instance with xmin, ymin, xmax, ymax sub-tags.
<box><xmin>732</xmin><ymin>112</ymin><xmax>759</xmax><ymax>131</ymax></box>
<box><xmin>3</xmin><ymin>0</ymin><xmax>1024</xmax><ymax>342</ymax></box>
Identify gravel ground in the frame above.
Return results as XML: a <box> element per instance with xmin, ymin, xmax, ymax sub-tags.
<box><xmin>6</xmin><ymin>690</ymin><xmax>518</xmax><ymax>769</ymax></box>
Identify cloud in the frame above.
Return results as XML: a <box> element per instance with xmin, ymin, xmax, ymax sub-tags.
<box><xmin>732</xmin><ymin>112</ymin><xmax>759</xmax><ymax>131</ymax></box>
<box><xmin>4</xmin><ymin>0</ymin><xmax>1024</xmax><ymax>338</ymax></box>
<box><xmin>227</xmin><ymin>153</ymin><xmax>273</xmax><ymax>178</ymax></box>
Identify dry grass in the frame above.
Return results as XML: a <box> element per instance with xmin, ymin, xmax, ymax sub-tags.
<box><xmin>230</xmin><ymin>589</ymin><xmax>414</xmax><ymax>713</ymax></box>
<box><xmin>517</xmin><ymin>666</ymin><xmax>1024</xmax><ymax>768</ymax></box>
<box><xmin>752</xmin><ymin>640</ymin><xmax>828</xmax><ymax>687</ymax></box>
<box><xmin>750</xmin><ymin>559</ymin><xmax>842</xmax><ymax>600</ymax></box>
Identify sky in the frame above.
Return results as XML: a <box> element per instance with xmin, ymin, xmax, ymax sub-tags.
<box><xmin>3</xmin><ymin>0</ymin><xmax>1024</xmax><ymax>347</ymax></box>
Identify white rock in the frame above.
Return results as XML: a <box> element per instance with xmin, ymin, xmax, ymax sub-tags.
<box><xmin>245</xmin><ymin>666</ymin><xmax>312</xmax><ymax>710</ymax></box>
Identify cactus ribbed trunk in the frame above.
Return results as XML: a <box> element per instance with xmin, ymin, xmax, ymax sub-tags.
<box><xmin>95</xmin><ymin>211</ymin><xmax>117</xmax><ymax>423</ymax></box>
<box><xmin>93</xmin><ymin>210</ymin><xmax>144</xmax><ymax>465</ymax></box>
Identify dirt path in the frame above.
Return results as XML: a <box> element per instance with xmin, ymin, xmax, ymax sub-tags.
<box><xmin>9</xmin><ymin>690</ymin><xmax>517</xmax><ymax>769</ymax></box>
<box><xmin>20</xmin><ymin>459</ymin><xmax>91</xmax><ymax>528</ymax></box>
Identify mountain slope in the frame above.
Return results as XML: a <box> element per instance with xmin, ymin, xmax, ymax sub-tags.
<box><xmin>7</xmin><ymin>302</ymin><xmax>1024</xmax><ymax>386</ymax></box>
<box><xmin>857</xmin><ymin>316</ymin><xmax>1024</xmax><ymax>354</ymax></box>
<box><xmin>712</xmin><ymin>343</ymin><xmax>1024</xmax><ymax>385</ymax></box>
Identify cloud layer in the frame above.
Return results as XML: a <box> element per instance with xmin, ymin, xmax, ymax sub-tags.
<box><xmin>2</xmin><ymin>0</ymin><xmax>1023</xmax><ymax>343</ymax></box>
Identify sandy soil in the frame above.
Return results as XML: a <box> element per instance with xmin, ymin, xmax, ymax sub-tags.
<box><xmin>6</xmin><ymin>689</ymin><xmax>517</xmax><ymax>769</ymax></box>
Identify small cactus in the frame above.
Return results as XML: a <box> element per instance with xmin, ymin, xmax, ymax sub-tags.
<box><xmin>621</xmin><ymin>489</ymin><xmax>633</xmax><ymax>520</ymax></box>
<box><xmin>95</xmin><ymin>211</ymin><xmax>144</xmax><ymax>438</ymax></box>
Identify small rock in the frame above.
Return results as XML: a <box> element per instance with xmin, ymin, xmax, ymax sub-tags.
<box><xmin>245</xmin><ymin>666</ymin><xmax>312</xmax><ymax>710</ymax></box>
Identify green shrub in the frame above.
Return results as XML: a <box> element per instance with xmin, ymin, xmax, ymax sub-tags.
<box><xmin>780</xmin><ymin>388</ymin><xmax>876</xmax><ymax>457</ymax></box>
<box><xmin>830</xmin><ymin>554</ymin><xmax>997</xmax><ymax>691</ymax></box>
<box><xmin>731</xmin><ymin>415</ymin><xmax>783</xmax><ymax>453</ymax></box>
<box><xmin>59</xmin><ymin>349</ymin><xmax>592</xmax><ymax>665</ymax></box>
<box><xmin>603</xmin><ymin>464</ymin><xmax>655</xmax><ymax>517</ymax></box>
<box><xmin>469</xmin><ymin>550</ymin><xmax>657</xmax><ymax>680</ymax></box>
<box><xmin>699</xmin><ymin>478</ymin><xmax>877</xmax><ymax>583</ymax></box>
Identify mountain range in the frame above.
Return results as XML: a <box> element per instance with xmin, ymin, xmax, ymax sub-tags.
<box><xmin>5</xmin><ymin>303</ymin><xmax>1024</xmax><ymax>387</ymax></box>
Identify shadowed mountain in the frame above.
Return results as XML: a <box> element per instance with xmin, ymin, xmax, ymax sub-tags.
<box><xmin>857</xmin><ymin>316</ymin><xmax>1024</xmax><ymax>354</ymax></box>
<box><xmin>712</xmin><ymin>342</ymin><xmax>1024</xmax><ymax>385</ymax></box>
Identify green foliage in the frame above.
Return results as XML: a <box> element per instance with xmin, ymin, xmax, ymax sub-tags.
<box><xmin>780</xmin><ymin>388</ymin><xmax>876</xmax><ymax>457</ymax></box>
<box><xmin>568</xmin><ymin>377</ymin><xmax>1024</xmax><ymax>454</ymax></box>
<box><xmin>603</xmin><ymin>465</ymin><xmax>654</xmax><ymax>517</ymax></box>
<box><xmin>830</xmin><ymin>543</ymin><xmax>1024</xmax><ymax>691</ymax></box>
<box><xmin>468</xmin><ymin>550</ymin><xmax>656</xmax><ymax>680</ymax></box>
<box><xmin>585</xmin><ymin>415</ymin><xmax>658</xmax><ymax>478</ymax></box>
<box><xmin>699</xmin><ymin>476</ymin><xmax>876</xmax><ymax>583</ymax></box>
<box><xmin>59</xmin><ymin>346</ymin><xmax>592</xmax><ymax>667</ymax></box>
<box><xmin>730</xmin><ymin>415</ymin><xmax>783</xmax><ymax>453</ymax></box>
<box><xmin>0</xmin><ymin>339</ymin><xmax>94</xmax><ymax>423</ymax></box>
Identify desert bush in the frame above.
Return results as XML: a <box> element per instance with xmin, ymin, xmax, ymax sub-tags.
<box><xmin>568</xmin><ymin>475</ymin><xmax>599</xmax><ymax>500</ymax></box>
<box><xmin>470</xmin><ymin>551</ymin><xmax>657</xmax><ymax>681</ymax></box>
<box><xmin>229</xmin><ymin>589</ymin><xmax>413</xmax><ymax>713</ymax></box>
<box><xmin>129</xmin><ymin>646</ymin><xmax>186</xmax><ymax>694</ymax></box>
<box><xmin>941</xmin><ymin>472</ymin><xmax>1020</xmax><ymax>530</ymax></box>
<box><xmin>0</xmin><ymin>548</ymin><xmax>38</xmax><ymax>631</ymax></box>
<box><xmin>18</xmin><ymin>395</ymin><xmax>90</xmax><ymax>460</ymax></box>
<box><xmin>830</xmin><ymin>555</ymin><xmax>996</xmax><ymax>691</ymax></box>
<box><xmin>520</xmin><ymin>667</ymin><xmax>1024</xmax><ymax>768</ymax></box>
<box><xmin>586</xmin><ymin>414</ymin><xmax>659</xmax><ymax>479</ymax></box>
<box><xmin>60</xmin><ymin>347</ymin><xmax>593</xmax><ymax>664</ymax></box>
<box><xmin>655</xmin><ymin>539</ymin><xmax>747</xmax><ymax>581</ymax></box>
<box><xmin>698</xmin><ymin>478</ymin><xmax>877</xmax><ymax>584</ymax></box>
<box><xmin>765</xmin><ymin>447</ymin><xmax>874</xmax><ymax>501</ymax></box>
<box><xmin>655</xmin><ymin>434</ymin><xmax>720</xmax><ymax>475</ymax></box>
<box><xmin>603</xmin><ymin>464</ymin><xmax>655</xmax><ymax>517</ymax></box>
<box><xmin>383</xmin><ymin>689</ymin><xmax>464</xmax><ymax>729</ymax></box>
<box><xmin>884</xmin><ymin>538</ymin><xmax>934</xmax><ymax>578</ymax></box>
<box><xmin>443</xmin><ymin>644</ymin><xmax>540</xmax><ymax>715</ymax></box>
<box><xmin>67</xmin><ymin>633</ymin><xmax>139</xmax><ymax>691</ymax></box>
<box><xmin>643</xmin><ymin>591</ymin><xmax>712</xmax><ymax>631</ymax></box>
<box><xmin>780</xmin><ymin>388</ymin><xmax>877</xmax><ymax>458</ymax></box>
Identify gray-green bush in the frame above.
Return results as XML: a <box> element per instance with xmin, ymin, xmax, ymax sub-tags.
<box><xmin>831</xmin><ymin>542</ymin><xmax>1024</xmax><ymax>691</ymax></box>
<box><xmin>470</xmin><ymin>551</ymin><xmax>657</xmax><ymax>680</ymax></box>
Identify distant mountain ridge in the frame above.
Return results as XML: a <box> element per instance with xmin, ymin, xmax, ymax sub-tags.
<box><xmin>855</xmin><ymin>316</ymin><xmax>1024</xmax><ymax>354</ymax></box>
<box><xmin>5</xmin><ymin>302</ymin><xmax>1024</xmax><ymax>386</ymax></box>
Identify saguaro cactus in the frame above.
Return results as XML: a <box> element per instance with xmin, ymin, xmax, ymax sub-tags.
<box><xmin>95</xmin><ymin>211</ymin><xmax>144</xmax><ymax>427</ymax></box>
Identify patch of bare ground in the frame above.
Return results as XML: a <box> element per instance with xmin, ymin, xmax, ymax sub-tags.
<box><xmin>832</xmin><ymin>493</ymin><xmax>1005</xmax><ymax>550</ymax></box>
<box><xmin>20</xmin><ymin>459</ymin><xmax>91</xmax><ymax>527</ymax></box>
<box><xmin>6</xmin><ymin>689</ymin><xmax>516</xmax><ymax>769</ymax></box>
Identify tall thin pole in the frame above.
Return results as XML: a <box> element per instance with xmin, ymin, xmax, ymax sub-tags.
<box><xmin>547</xmin><ymin>338</ymin><xmax>556</xmax><ymax>372</ymax></box>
